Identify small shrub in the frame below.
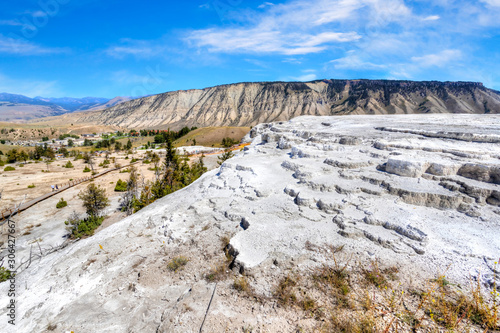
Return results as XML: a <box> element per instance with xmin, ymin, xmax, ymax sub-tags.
<box><xmin>27</xmin><ymin>184</ymin><xmax>36</xmax><ymax>188</ymax></box>
<box><xmin>205</xmin><ymin>262</ymin><xmax>229</xmax><ymax>282</ymax></box>
<box><xmin>18</xmin><ymin>163</ymin><xmax>24</xmax><ymax>167</ymax></box>
<box><xmin>274</xmin><ymin>274</ymin><xmax>299</xmax><ymax>307</ymax></box>
<box><xmin>4</xmin><ymin>166</ymin><xmax>15</xmax><ymax>171</ymax></box>
<box><xmin>233</xmin><ymin>276</ymin><xmax>250</xmax><ymax>292</ymax></box>
<box><xmin>114</xmin><ymin>179</ymin><xmax>127</xmax><ymax>192</ymax></box>
<box><xmin>83</xmin><ymin>166</ymin><xmax>91</xmax><ymax>173</ymax></box>
<box><xmin>167</xmin><ymin>256</ymin><xmax>189</xmax><ymax>272</ymax></box>
<box><xmin>64</xmin><ymin>161</ymin><xmax>74</xmax><ymax>168</ymax></box>
<box><xmin>56</xmin><ymin>198</ymin><xmax>67</xmax><ymax>209</ymax></box>
<box><xmin>66</xmin><ymin>215</ymin><xmax>105</xmax><ymax>239</ymax></box>
<box><xmin>0</xmin><ymin>267</ymin><xmax>13</xmax><ymax>282</ymax></box>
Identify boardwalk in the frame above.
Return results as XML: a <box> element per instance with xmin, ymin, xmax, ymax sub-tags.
<box><xmin>0</xmin><ymin>161</ymin><xmax>141</xmax><ymax>223</ymax></box>
<box><xmin>0</xmin><ymin>143</ymin><xmax>251</xmax><ymax>223</ymax></box>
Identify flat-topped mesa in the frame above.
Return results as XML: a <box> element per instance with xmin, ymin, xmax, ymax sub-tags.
<box><xmin>75</xmin><ymin>79</ymin><xmax>500</xmax><ymax>130</ymax></box>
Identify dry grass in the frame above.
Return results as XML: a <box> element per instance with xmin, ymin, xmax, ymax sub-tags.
<box><xmin>46</xmin><ymin>323</ymin><xmax>57</xmax><ymax>331</ymax></box>
<box><xmin>205</xmin><ymin>261</ymin><xmax>230</xmax><ymax>282</ymax></box>
<box><xmin>167</xmin><ymin>256</ymin><xmax>189</xmax><ymax>272</ymax></box>
<box><xmin>233</xmin><ymin>276</ymin><xmax>250</xmax><ymax>293</ymax></box>
<box><xmin>233</xmin><ymin>245</ymin><xmax>500</xmax><ymax>333</ymax></box>
<box><xmin>273</xmin><ymin>273</ymin><xmax>299</xmax><ymax>307</ymax></box>
<box><xmin>173</xmin><ymin>126</ymin><xmax>250</xmax><ymax>148</ymax></box>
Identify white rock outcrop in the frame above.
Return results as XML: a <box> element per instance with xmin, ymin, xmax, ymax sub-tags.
<box><xmin>1</xmin><ymin>114</ymin><xmax>499</xmax><ymax>332</ymax></box>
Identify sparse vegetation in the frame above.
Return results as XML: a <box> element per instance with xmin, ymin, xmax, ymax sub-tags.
<box><xmin>0</xmin><ymin>267</ymin><xmax>13</xmax><ymax>282</ymax></box>
<box><xmin>167</xmin><ymin>256</ymin><xmax>189</xmax><ymax>272</ymax></box>
<box><xmin>64</xmin><ymin>161</ymin><xmax>74</xmax><ymax>168</ymax></box>
<box><xmin>222</xmin><ymin>137</ymin><xmax>238</xmax><ymax>148</ymax></box>
<box><xmin>4</xmin><ymin>166</ymin><xmax>15</xmax><ymax>171</ymax></box>
<box><xmin>27</xmin><ymin>183</ymin><xmax>36</xmax><ymax>188</ymax></box>
<box><xmin>114</xmin><ymin>179</ymin><xmax>127</xmax><ymax>192</ymax></box>
<box><xmin>56</xmin><ymin>198</ymin><xmax>68</xmax><ymax>209</ymax></box>
<box><xmin>66</xmin><ymin>214</ymin><xmax>105</xmax><ymax>239</ymax></box>
<box><xmin>132</xmin><ymin>138</ymin><xmax>207</xmax><ymax>212</ymax></box>
<box><xmin>233</xmin><ymin>276</ymin><xmax>250</xmax><ymax>293</ymax></box>
<box><xmin>217</xmin><ymin>149</ymin><xmax>234</xmax><ymax>166</ymax></box>
<box><xmin>78</xmin><ymin>183</ymin><xmax>109</xmax><ymax>217</ymax></box>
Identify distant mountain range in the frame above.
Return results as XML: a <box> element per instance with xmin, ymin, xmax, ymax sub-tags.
<box><xmin>75</xmin><ymin>79</ymin><xmax>500</xmax><ymax>130</ymax></box>
<box><xmin>0</xmin><ymin>93</ymin><xmax>132</xmax><ymax>122</ymax></box>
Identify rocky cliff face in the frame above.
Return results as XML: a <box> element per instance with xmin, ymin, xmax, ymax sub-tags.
<box><xmin>77</xmin><ymin>80</ymin><xmax>500</xmax><ymax>130</ymax></box>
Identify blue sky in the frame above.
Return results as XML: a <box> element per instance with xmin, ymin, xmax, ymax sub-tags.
<box><xmin>0</xmin><ymin>0</ymin><xmax>499</xmax><ymax>98</ymax></box>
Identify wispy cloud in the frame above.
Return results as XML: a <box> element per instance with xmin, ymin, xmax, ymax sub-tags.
<box><xmin>258</xmin><ymin>2</ymin><xmax>275</xmax><ymax>9</ymax></box>
<box><xmin>185</xmin><ymin>0</ymin><xmax>415</xmax><ymax>55</ymax></box>
<box><xmin>411</xmin><ymin>49</ymin><xmax>462</xmax><ymax>68</ymax></box>
<box><xmin>481</xmin><ymin>0</ymin><xmax>500</xmax><ymax>7</ymax></box>
<box><xmin>292</xmin><ymin>73</ymin><xmax>318</xmax><ymax>81</ymax></box>
<box><xmin>0</xmin><ymin>19</ymin><xmax>24</xmax><ymax>26</ymax></box>
<box><xmin>105</xmin><ymin>38</ymin><xmax>167</xmax><ymax>59</ymax></box>
<box><xmin>0</xmin><ymin>34</ymin><xmax>67</xmax><ymax>55</ymax></box>
<box><xmin>187</xmin><ymin>28</ymin><xmax>360</xmax><ymax>55</ymax></box>
<box><xmin>422</xmin><ymin>15</ymin><xmax>440</xmax><ymax>21</ymax></box>
<box><xmin>330</xmin><ymin>54</ymin><xmax>386</xmax><ymax>70</ymax></box>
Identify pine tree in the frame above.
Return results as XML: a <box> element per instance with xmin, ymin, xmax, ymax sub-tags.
<box><xmin>217</xmin><ymin>149</ymin><xmax>234</xmax><ymax>166</ymax></box>
<box><xmin>78</xmin><ymin>183</ymin><xmax>109</xmax><ymax>217</ymax></box>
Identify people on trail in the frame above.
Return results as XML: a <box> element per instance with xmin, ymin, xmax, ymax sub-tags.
<box><xmin>56</xmin><ymin>185</ymin><xmax>59</xmax><ymax>190</ymax></box>
<box><xmin>51</xmin><ymin>185</ymin><xmax>55</xmax><ymax>192</ymax></box>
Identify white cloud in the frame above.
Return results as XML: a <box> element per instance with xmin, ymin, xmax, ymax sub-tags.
<box><xmin>186</xmin><ymin>0</ymin><xmax>413</xmax><ymax>56</ymax></box>
<box><xmin>330</xmin><ymin>54</ymin><xmax>386</xmax><ymax>70</ymax></box>
<box><xmin>411</xmin><ymin>49</ymin><xmax>462</xmax><ymax>68</ymax></box>
<box><xmin>187</xmin><ymin>28</ymin><xmax>360</xmax><ymax>55</ymax></box>
<box><xmin>105</xmin><ymin>39</ymin><xmax>167</xmax><ymax>59</ymax></box>
<box><xmin>0</xmin><ymin>34</ymin><xmax>67</xmax><ymax>55</ymax></box>
<box><xmin>258</xmin><ymin>2</ymin><xmax>275</xmax><ymax>8</ymax></box>
<box><xmin>481</xmin><ymin>0</ymin><xmax>500</xmax><ymax>7</ymax></box>
<box><xmin>282</xmin><ymin>58</ymin><xmax>303</xmax><ymax>64</ymax></box>
<box><xmin>422</xmin><ymin>15</ymin><xmax>440</xmax><ymax>21</ymax></box>
<box><xmin>199</xmin><ymin>3</ymin><xmax>210</xmax><ymax>9</ymax></box>
<box><xmin>291</xmin><ymin>73</ymin><xmax>318</xmax><ymax>81</ymax></box>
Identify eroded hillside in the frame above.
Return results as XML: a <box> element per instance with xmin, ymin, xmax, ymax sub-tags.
<box><xmin>75</xmin><ymin>80</ymin><xmax>500</xmax><ymax>130</ymax></box>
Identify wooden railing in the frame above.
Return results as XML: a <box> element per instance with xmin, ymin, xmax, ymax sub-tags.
<box><xmin>0</xmin><ymin>161</ymin><xmax>141</xmax><ymax>223</ymax></box>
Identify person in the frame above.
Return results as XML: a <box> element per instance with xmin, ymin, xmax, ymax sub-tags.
<box><xmin>51</xmin><ymin>185</ymin><xmax>55</xmax><ymax>192</ymax></box>
<box><xmin>56</xmin><ymin>184</ymin><xmax>59</xmax><ymax>190</ymax></box>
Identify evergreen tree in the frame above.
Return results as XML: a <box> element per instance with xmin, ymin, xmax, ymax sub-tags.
<box><xmin>78</xmin><ymin>183</ymin><xmax>109</xmax><ymax>217</ymax></box>
<box><xmin>217</xmin><ymin>149</ymin><xmax>234</xmax><ymax>166</ymax></box>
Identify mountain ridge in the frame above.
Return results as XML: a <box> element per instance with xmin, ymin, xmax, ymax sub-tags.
<box><xmin>75</xmin><ymin>79</ymin><xmax>500</xmax><ymax>130</ymax></box>
<box><xmin>0</xmin><ymin>93</ymin><xmax>133</xmax><ymax>122</ymax></box>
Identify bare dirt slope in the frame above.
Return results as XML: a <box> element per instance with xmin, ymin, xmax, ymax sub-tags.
<box><xmin>72</xmin><ymin>80</ymin><xmax>500</xmax><ymax>130</ymax></box>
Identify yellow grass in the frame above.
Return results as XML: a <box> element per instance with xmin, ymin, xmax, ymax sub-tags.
<box><xmin>174</xmin><ymin>126</ymin><xmax>251</xmax><ymax>148</ymax></box>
